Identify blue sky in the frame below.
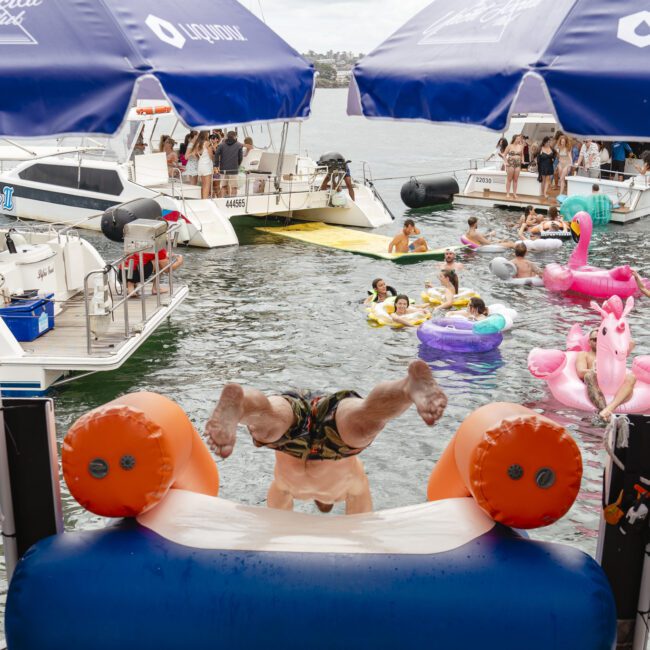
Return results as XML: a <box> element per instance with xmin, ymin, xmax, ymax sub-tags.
<box><xmin>241</xmin><ymin>0</ymin><xmax>431</xmax><ymax>53</ymax></box>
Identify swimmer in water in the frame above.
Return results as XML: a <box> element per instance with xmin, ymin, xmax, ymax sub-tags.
<box><xmin>364</xmin><ymin>278</ymin><xmax>398</xmax><ymax>304</ymax></box>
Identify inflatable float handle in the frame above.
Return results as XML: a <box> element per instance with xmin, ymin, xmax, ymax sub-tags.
<box><xmin>427</xmin><ymin>403</ymin><xmax>582</xmax><ymax>529</ymax></box>
<box><xmin>62</xmin><ymin>392</ymin><xmax>219</xmax><ymax>518</ymax></box>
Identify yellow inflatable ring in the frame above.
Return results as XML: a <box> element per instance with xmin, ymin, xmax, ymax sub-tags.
<box><xmin>421</xmin><ymin>287</ymin><xmax>480</xmax><ymax>307</ymax></box>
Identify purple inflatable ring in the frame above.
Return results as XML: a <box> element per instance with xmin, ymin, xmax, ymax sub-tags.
<box><xmin>417</xmin><ymin>318</ymin><xmax>503</xmax><ymax>353</ymax></box>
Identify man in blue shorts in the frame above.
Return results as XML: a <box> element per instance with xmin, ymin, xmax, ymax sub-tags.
<box><xmin>388</xmin><ymin>218</ymin><xmax>428</xmax><ymax>253</ymax></box>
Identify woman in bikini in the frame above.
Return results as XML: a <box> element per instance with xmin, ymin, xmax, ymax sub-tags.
<box><xmin>504</xmin><ymin>134</ymin><xmax>524</xmax><ymax>199</ymax></box>
<box><xmin>556</xmin><ymin>135</ymin><xmax>573</xmax><ymax>196</ymax></box>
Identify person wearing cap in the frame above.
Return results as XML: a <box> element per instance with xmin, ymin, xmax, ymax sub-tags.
<box><xmin>438</xmin><ymin>249</ymin><xmax>463</xmax><ymax>272</ymax></box>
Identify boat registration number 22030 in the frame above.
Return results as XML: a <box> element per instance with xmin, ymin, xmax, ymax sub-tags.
<box><xmin>225</xmin><ymin>198</ymin><xmax>246</xmax><ymax>209</ymax></box>
<box><xmin>1</xmin><ymin>186</ymin><xmax>15</xmax><ymax>211</ymax></box>
<box><xmin>475</xmin><ymin>177</ymin><xmax>493</xmax><ymax>184</ymax></box>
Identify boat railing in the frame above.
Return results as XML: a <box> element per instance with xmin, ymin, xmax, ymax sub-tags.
<box><xmin>82</xmin><ymin>228</ymin><xmax>182</xmax><ymax>355</ymax></box>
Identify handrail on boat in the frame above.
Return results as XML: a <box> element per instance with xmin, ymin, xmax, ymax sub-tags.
<box><xmin>82</xmin><ymin>229</ymin><xmax>181</xmax><ymax>356</ymax></box>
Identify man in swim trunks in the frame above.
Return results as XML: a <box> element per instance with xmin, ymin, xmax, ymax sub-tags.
<box><xmin>465</xmin><ymin>216</ymin><xmax>515</xmax><ymax>248</ymax></box>
<box><xmin>576</xmin><ymin>328</ymin><xmax>636</xmax><ymax>421</ymax></box>
<box><xmin>204</xmin><ymin>360</ymin><xmax>447</xmax><ymax>515</ymax></box>
<box><xmin>388</xmin><ymin>218</ymin><xmax>428</xmax><ymax>253</ymax></box>
<box><xmin>512</xmin><ymin>243</ymin><xmax>542</xmax><ymax>278</ymax></box>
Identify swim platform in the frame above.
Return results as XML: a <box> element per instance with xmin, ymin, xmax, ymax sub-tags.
<box><xmin>256</xmin><ymin>222</ymin><xmax>461</xmax><ymax>264</ymax></box>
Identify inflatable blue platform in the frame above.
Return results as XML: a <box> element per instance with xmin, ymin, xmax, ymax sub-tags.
<box><xmin>6</xmin><ymin>490</ymin><xmax>615</xmax><ymax>650</ymax></box>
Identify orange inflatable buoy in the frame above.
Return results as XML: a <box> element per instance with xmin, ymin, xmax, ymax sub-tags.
<box><xmin>427</xmin><ymin>403</ymin><xmax>582</xmax><ymax>529</ymax></box>
<box><xmin>62</xmin><ymin>392</ymin><xmax>218</xmax><ymax>518</ymax></box>
<box><xmin>135</xmin><ymin>105</ymin><xmax>172</xmax><ymax>115</ymax></box>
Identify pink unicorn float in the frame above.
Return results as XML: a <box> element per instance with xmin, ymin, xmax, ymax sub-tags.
<box><xmin>528</xmin><ymin>296</ymin><xmax>650</xmax><ymax>414</ymax></box>
<box><xmin>543</xmin><ymin>211</ymin><xmax>650</xmax><ymax>299</ymax></box>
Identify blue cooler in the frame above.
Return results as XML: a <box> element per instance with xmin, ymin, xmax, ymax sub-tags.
<box><xmin>0</xmin><ymin>294</ymin><xmax>55</xmax><ymax>342</ymax></box>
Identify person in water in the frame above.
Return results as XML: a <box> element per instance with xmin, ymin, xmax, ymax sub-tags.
<box><xmin>389</xmin><ymin>294</ymin><xmax>430</xmax><ymax>327</ymax></box>
<box><xmin>576</xmin><ymin>328</ymin><xmax>636</xmax><ymax>421</ymax></box>
<box><xmin>388</xmin><ymin>219</ymin><xmax>428</xmax><ymax>254</ymax></box>
<box><xmin>364</xmin><ymin>278</ymin><xmax>398</xmax><ymax>304</ymax></box>
<box><xmin>453</xmin><ymin>297</ymin><xmax>489</xmax><ymax>321</ymax></box>
<box><xmin>429</xmin><ymin>270</ymin><xmax>460</xmax><ymax>310</ymax></box>
<box><xmin>437</xmin><ymin>248</ymin><xmax>464</xmax><ymax>272</ymax></box>
<box><xmin>204</xmin><ymin>360</ymin><xmax>448</xmax><ymax>514</ymax></box>
<box><xmin>465</xmin><ymin>216</ymin><xmax>516</xmax><ymax>248</ymax></box>
<box><xmin>512</xmin><ymin>243</ymin><xmax>542</xmax><ymax>278</ymax></box>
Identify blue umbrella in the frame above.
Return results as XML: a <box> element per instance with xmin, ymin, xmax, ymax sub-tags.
<box><xmin>348</xmin><ymin>0</ymin><xmax>650</xmax><ymax>138</ymax></box>
<box><xmin>0</xmin><ymin>0</ymin><xmax>314</xmax><ymax>137</ymax></box>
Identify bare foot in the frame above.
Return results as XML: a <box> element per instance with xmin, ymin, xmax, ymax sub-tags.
<box><xmin>204</xmin><ymin>383</ymin><xmax>244</xmax><ymax>458</ymax></box>
<box><xmin>152</xmin><ymin>286</ymin><xmax>170</xmax><ymax>295</ymax></box>
<box><xmin>513</xmin><ymin>193</ymin><xmax>519</xmax><ymax>199</ymax></box>
<box><xmin>404</xmin><ymin>360</ymin><xmax>447</xmax><ymax>425</ymax></box>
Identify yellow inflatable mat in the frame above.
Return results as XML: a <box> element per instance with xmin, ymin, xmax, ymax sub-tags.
<box><xmin>256</xmin><ymin>222</ymin><xmax>460</xmax><ymax>264</ymax></box>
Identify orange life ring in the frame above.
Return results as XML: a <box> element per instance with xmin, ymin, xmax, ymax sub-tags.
<box><xmin>135</xmin><ymin>105</ymin><xmax>172</xmax><ymax>115</ymax></box>
<box><xmin>427</xmin><ymin>402</ymin><xmax>582</xmax><ymax>529</ymax></box>
<box><xmin>62</xmin><ymin>392</ymin><xmax>219</xmax><ymax>518</ymax></box>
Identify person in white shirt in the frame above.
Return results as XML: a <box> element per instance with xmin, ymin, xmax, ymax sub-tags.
<box><xmin>576</xmin><ymin>138</ymin><xmax>601</xmax><ymax>179</ymax></box>
<box><xmin>599</xmin><ymin>142</ymin><xmax>611</xmax><ymax>180</ymax></box>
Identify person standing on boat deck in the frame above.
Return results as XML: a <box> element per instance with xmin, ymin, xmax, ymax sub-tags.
<box><xmin>242</xmin><ymin>137</ymin><xmax>254</xmax><ymax>158</ymax></box>
<box><xmin>576</xmin><ymin>138</ymin><xmax>601</xmax><ymax>179</ymax></box>
<box><xmin>490</xmin><ymin>137</ymin><xmax>508</xmax><ymax>170</ymax></box>
<box><xmin>503</xmin><ymin>134</ymin><xmax>524</xmax><ymax>199</ymax></box>
<box><xmin>556</xmin><ymin>135</ymin><xmax>573</xmax><ymax>196</ymax></box>
<box><xmin>599</xmin><ymin>142</ymin><xmax>612</xmax><ymax>180</ymax></box>
<box><xmin>612</xmin><ymin>142</ymin><xmax>633</xmax><ymax>181</ymax></box>
<box><xmin>214</xmin><ymin>131</ymin><xmax>244</xmax><ymax>198</ymax></box>
<box><xmin>184</xmin><ymin>132</ymin><xmax>199</xmax><ymax>186</ymax></box>
<box><xmin>209</xmin><ymin>133</ymin><xmax>222</xmax><ymax>196</ymax></box>
<box><xmin>163</xmin><ymin>138</ymin><xmax>180</xmax><ymax>178</ymax></box>
<box><xmin>388</xmin><ymin>218</ymin><xmax>428</xmax><ymax>253</ymax></box>
<box><xmin>204</xmin><ymin>360</ymin><xmax>448</xmax><ymax>514</ymax></box>
<box><xmin>537</xmin><ymin>137</ymin><xmax>557</xmax><ymax>201</ymax></box>
<box><xmin>194</xmin><ymin>131</ymin><xmax>215</xmax><ymax>199</ymax></box>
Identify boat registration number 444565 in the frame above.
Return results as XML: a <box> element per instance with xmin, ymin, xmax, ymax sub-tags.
<box><xmin>225</xmin><ymin>198</ymin><xmax>246</xmax><ymax>209</ymax></box>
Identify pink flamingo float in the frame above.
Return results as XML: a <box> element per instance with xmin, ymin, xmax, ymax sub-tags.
<box><xmin>528</xmin><ymin>296</ymin><xmax>650</xmax><ymax>414</ymax></box>
<box><xmin>543</xmin><ymin>211</ymin><xmax>650</xmax><ymax>299</ymax></box>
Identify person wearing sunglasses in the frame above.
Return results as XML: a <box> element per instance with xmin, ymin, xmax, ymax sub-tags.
<box><xmin>576</xmin><ymin>328</ymin><xmax>636</xmax><ymax>421</ymax></box>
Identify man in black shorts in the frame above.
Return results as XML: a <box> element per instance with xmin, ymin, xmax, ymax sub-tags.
<box><xmin>123</xmin><ymin>248</ymin><xmax>183</xmax><ymax>296</ymax></box>
<box><xmin>205</xmin><ymin>360</ymin><xmax>447</xmax><ymax>514</ymax></box>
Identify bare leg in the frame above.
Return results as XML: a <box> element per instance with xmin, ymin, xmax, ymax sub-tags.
<box><xmin>583</xmin><ymin>370</ymin><xmax>607</xmax><ymax>411</ymax></box>
<box><xmin>506</xmin><ymin>167</ymin><xmax>513</xmax><ymax>197</ymax></box>
<box><xmin>334</xmin><ymin>359</ymin><xmax>447</xmax><ymax>450</ymax></box>
<box><xmin>267</xmin><ymin>478</ymin><xmax>294</xmax><ymax>511</ymax></box>
<box><xmin>345</xmin><ymin>461</ymin><xmax>372</xmax><ymax>514</ymax></box>
<box><xmin>513</xmin><ymin>168</ymin><xmax>521</xmax><ymax>198</ymax></box>
<box><xmin>600</xmin><ymin>374</ymin><xmax>636</xmax><ymax>420</ymax></box>
<box><xmin>413</xmin><ymin>237</ymin><xmax>428</xmax><ymax>252</ymax></box>
<box><xmin>344</xmin><ymin>176</ymin><xmax>356</xmax><ymax>202</ymax></box>
<box><xmin>204</xmin><ymin>384</ymin><xmax>295</xmax><ymax>458</ymax></box>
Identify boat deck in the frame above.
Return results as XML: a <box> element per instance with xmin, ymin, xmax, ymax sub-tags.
<box><xmin>19</xmin><ymin>290</ymin><xmax>178</xmax><ymax>360</ymax></box>
<box><xmin>454</xmin><ymin>189</ymin><xmax>634</xmax><ymax>223</ymax></box>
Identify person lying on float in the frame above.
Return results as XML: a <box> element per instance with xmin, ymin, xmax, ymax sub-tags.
<box><xmin>389</xmin><ymin>294</ymin><xmax>430</xmax><ymax>326</ymax></box>
<box><xmin>204</xmin><ymin>360</ymin><xmax>447</xmax><ymax>515</ymax></box>
<box><xmin>465</xmin><ymin>216</ymin><xmax>515</xmax><ymax>249</ymax></box>
<box><xmin>576</xmin><ymin>328</ymin><xmax>635</xmax><ymax>421</ymax></box>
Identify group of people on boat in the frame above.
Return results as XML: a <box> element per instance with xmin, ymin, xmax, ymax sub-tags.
<box><xmin>491</xmin><ymin>132</ymin><xmax>646</xmax><ymax>199</ymax></box>
<box><xmin>158</xmin><ymin>130</ymin><xmax>254</xmax><ymax>199</ymax></box>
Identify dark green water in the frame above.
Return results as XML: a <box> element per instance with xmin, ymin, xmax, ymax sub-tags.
<box><xmin>2</xmin><ymin>90</ymin><xmax>650</xmax><ymax>635</ymax></box>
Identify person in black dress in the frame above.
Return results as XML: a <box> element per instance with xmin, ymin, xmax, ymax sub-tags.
<box><xmin>537</xmin><ymin>136</ymin><xmax>557</xmax><ymax>201</ymax></box>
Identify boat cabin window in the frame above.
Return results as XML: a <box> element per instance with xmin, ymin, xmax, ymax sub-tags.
<box><xmin>18</xmin><ymin>164</ymin><xmax>124</xmax><ymax>196</ymax></box>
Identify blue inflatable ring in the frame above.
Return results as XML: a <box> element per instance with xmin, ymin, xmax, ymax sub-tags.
<box><xmin>418</xmin><ymin>318</ymin><xmax>503</xmax><ymax>352</ymax></box>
